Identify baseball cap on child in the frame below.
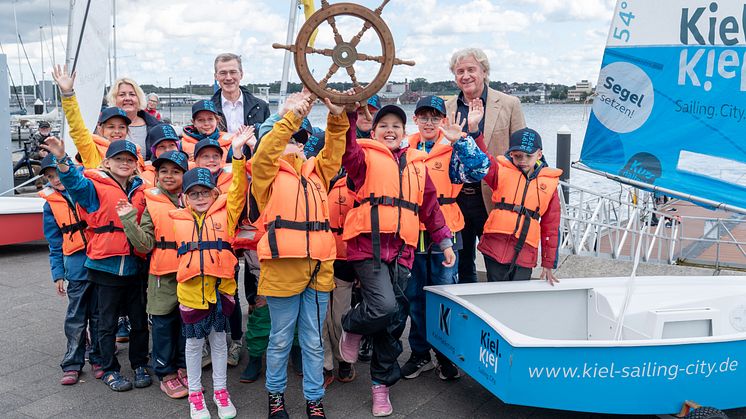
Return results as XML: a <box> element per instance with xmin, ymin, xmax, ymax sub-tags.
<box><xmin>414</xmin><ymin>96</ymin><xmax>446</xmax><ymax>116</ymax></box>
<box><xmin>507</xmin><ymin>128</ymin><xmax>543</xmax><ymax>154</ymax></box>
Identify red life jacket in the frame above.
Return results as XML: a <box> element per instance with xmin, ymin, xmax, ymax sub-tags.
<box><xmin>83</xmin><ymin>169</ymin><xmax>146</xmax><ymax>260</ymax></box>
<box><xmin>327</xmin><ymin>172</ymin><xmax>356</xmax><ymax>260</ymax></box>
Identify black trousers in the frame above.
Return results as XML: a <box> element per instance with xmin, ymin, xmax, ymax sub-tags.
<box><xmin>342</xmin><ymin>259</ymin><xmax>410</xmax><ymax>387</ymax></box>
<box><xmin>150</xmin><ymin>307</ymin><xmax>185</xmax><ymax>379</ymax></box>
<box><xmin>92</xmin><ymin>270</ymin><xmax>150</xmax><ymax>373</ymax></box>
<box><xmin>484</xmin><ymin>256</ymin><xmax>533</xmax><ymax>282</ymax></box>
<box><xmin>456</xmin><ymin>187</ymin><xmax>489</xmax><ymax>283</ymax></box>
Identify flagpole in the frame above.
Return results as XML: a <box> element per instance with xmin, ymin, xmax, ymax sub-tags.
<box><xmin>279</xmin><ymin>0</ymin><xmax>299</xmax><ymax>106</ymax></box>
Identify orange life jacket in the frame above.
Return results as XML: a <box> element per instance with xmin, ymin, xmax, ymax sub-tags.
<box><xmin>483</xmin><ymin>155</ymin><xmax>561</xmax><ymax>248</ymax></box>
<box><xmin>92</xmin><ymin>135</ymin><xmax>146</xmax><ymax>172</ymax></box>
<box><xmin>181</xmin><ymin>131</ymin><xmax>231</xmax><ymax>161</ymax></box>
<box><xmin>170</xmin><ymin>194</ymin><xmax>237</xmax><ymax>283</ymax></box>
<box><xmin>140</xmin><ymin>163</ymin><xmax>156</xmax><ymax>186</ymax></box>
<box><xmin>257</xmin><ymin>157</ymin><xmax>336</xmax><ymax>262</ymax></box>
<box><xmin>83</xmin><ymin>169</ymin><xmax>146</xmax><ymax>260</ymax></box>
<box><xmin>232</xmin><ymin>160</ymin><xmax>265</xmax><ymax>251</ymax></box>
<box><xmin>143</xmin><ymin>187</ymin><xmax>181</xmax><ymax>275</ymax></box>
<box><xmin>343</xmin><ymin>139</ymin><xmax>427</xmax><ymax>259</ymax></box>
<box><xmin>38</xmin><ymin>187</ymin><xmax>89</xmax><ymax>256</ymax></box>
<box><xmin>328</xmin><ymin>172</ymin><xmax>356</xmax><ymax>260</ymax></box>
<box><xmin>215</xmin><ymin>166</ymin><xmax>233</xmax><ymax>194</ymax></box>
<box><xmin>408</xmin><ymin>133</ymin><xmax>464</xmax><ymax>233</ymax></box>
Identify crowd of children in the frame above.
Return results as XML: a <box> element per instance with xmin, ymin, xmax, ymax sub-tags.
<box><xmin>40</xmin><ymin>63</ymin><xmax>562</xmax><ymax>419</ymax></box>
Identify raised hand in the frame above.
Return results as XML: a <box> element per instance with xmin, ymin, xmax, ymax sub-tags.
<box><xmin>231</xmin><ymin>125</ymin><xmax>256</xmax><ymax>159</ymax></box>
<box><xmin>52</xmin><ymin>64</ymin><xmax>76</xmax><ymax>94</ymax></box>
<box><xmin>467</xmin><ymin>98</ymin><xmax>484</xmax><ymax>133</ymax></box>
<box><xmin>280</xmin><ymin>92</ymin><xmax>307</xmax><ymax>116</ymax></box>
<box><xmin>292</xmin><ymin>98</ymin><xmax>312</xmax><ymax>119</ymax></box>
<box><xmin>440</xmin><ymin>111</ymin><xmax>467</xmax><ymax>144</ymax></box>
<box><xmin>39</xmin><ymin>136</ymin><xmax>66</xmax><ymax>159</ymax></box>
<box><xmin>115</xmin><ymin>198</ymin><xmax>135</xmax><ymax>217</ymax></box>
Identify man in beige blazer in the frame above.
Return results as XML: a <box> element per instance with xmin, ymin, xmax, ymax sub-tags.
<box><xmin>445</xmin><ymin>48</ymin><xmax>526</xmax><ymax>283</ymax></box>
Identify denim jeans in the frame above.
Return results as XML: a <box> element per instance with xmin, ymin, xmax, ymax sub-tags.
<box><xmin>266</xmin><ymin>287</ymin><xmax>329</xmax><ymax>401</ymax></box>
<box><xmin>150</xmin><ymin>307</ymin><xmax>186</xmax><ymax>379</ymax></box>
<box><xmin>61</xmin><ymin>280</ymin><xmax>102</xmax><ymax>371</ymax></box>
<box><xmin>405</xmin><ymin>252</ymin><xmax>459</xmax><ymax>354</ymax></box>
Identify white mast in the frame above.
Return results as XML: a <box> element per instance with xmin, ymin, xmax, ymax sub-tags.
<box><xmin>279</xmin><ymin>0</ymin><xmax>299</xmax><ymax>104</ymax></box>
<box><xmin>49</xmin><ymin>0</ymin><xmax>58</xmax><ymax>115</ymax></box>
<box><xmin>40</xmin><ymin>26</ymin><xmax>46</xmax><ymax>113</ymax></box>
<box><xmin>112</xmin><ymin>0</ymin><xmax>117</xmax><ymax>80</ymax></box>
<box><xmin>13</xmin><ymin>1</ymin><xmax>25</xmax><ymax>109</ymax></box>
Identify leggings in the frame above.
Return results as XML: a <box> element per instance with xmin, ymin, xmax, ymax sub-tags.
<box><xmin>185</xmin><ymin>331</ymin><xmax>228</xmax><ymax>393</ymax></box>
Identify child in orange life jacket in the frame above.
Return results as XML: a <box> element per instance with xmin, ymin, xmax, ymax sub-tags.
<box><xmin>182</xmin><ymin>100</ymin><xmax>232</xmax><ymax>161</ymax></box>
<box><xmin>170</xmin><ymin>163</ymin><xmax>249</xmax><ymax>419</ymax></box>
<box><xmin>139</xmin><ymin>124</ymin><xmax>182</xmax><ymax>186</ymax></box>
<box><xmin>250</xmin><ymin>90</ymin><xmax>350</xmax><ymax>419</ymax></box>
<box><xmin>477</xmin><ymin>127</ymin><xmax>562</xmax><ymax>284</ymax></box>
<box><xmin>193</xmin><ymin>138</ymin><xmax>233</xmax><ymax>194</ymax></box>
<box><xmin>38</xmin><ymin>153</ymin><xmax>103</xmax><ymax>386</ymax></box>
<box><xmin>40</xmin><ymin>136</ymin><xmax>152</xmax><ymax>393</ymax></box>
<box><xmin>401</xmin><ymin>97</ymin><xmax>490</xmax><ymax>382</ymax></box>
<box><xmin>115</xmin><ymin>149</ymin><xmax>190</xmax><ymax>399</ymax></box>
<box><xmin>52</xmin><ymin>65</ymin><xmax>146</xmax><ymax>171</ymax></box>
<box><xmin>339</xmin><ymin>104</ymin><xmax>456</xmax><ymax>417</ymax></box>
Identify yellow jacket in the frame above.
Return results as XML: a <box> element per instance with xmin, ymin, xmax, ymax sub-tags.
<box><xmin>62</xmin><ymin>95</ymin><xmax>103</xmax><ymax>169</ymax></box>
<box><xmin>250</xmin><ymin>110</ymin><xmax>348</xmax><ymax>297</ymax></box>
<box><xmin>175</xmin><ymin>161</ymin><xmax>247</xmax><ymax>309</ymax></box>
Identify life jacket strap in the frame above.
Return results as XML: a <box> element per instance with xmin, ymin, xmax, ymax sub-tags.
<box><xmin>494</xmin><ymin>202</ymin><xmax>541</xmax><ymax>221</ymax></box>
<box><xmin>267</xmin><ymin>216</ymin><xmax>331</xmax><ymax>259</ymax></box>
<box><xmin>177</xmin><ymin>239</ymin><xmax>233</xmax><ymax>256</ymax></box>
<box><xmin>437</xmin><ymin>196</ymin><xmax>458</xmax><ymax>205</ymax></box>
<box><xmin>93</xmin><ymin>221</ymin><xmax>124</xmax><ymax>234</ymax></box>
<box><xmin>361</xmin><ymin>195</ymin><xmax>419</xmax><ymax>214</ymax></box>
<box><xmin>155</xmin><ymin>236</ymin><xmax>178</xmax><ymax>250</ymax></box>
<box><xmin>60</xmin><ymin>220</ymin><xmax>88</xmax><ymax>235</ymax></box>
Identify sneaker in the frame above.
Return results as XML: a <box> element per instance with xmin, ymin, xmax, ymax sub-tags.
<box><xmin>213</xmin><ymin>388</ymin><xmax>237</xmax><ymax>419</ymax></box>
<box><xmin>178</xmin><ymin>368</ymin><xmax>189</xmax><ymax>388</ymax></box>
<box><xmin>435</xmin><ymin>353</ymin><xmax>461</xmax><ymax>381</ymax></box>
<box><xmin>371</xmin><ymin>384</ymin><xmax>393</xmax><ymax>417</ymax></box>
<box><xmin>290</xmin><ymin>345</ymin><xmax>303</xmax><ymax>376</ymax></box>
<box><xmin>160</xmin><ymin>373</ymin><xmax>189</xmax><ymax>399</ymax></box>
<box><xmin>401</xmin><ymin>352</ymin><xmax>435</xmax><ymax>379</ymax></box>
<box><xmin>102</xmin><ymin>371</ymin><xmax>133</xmax><ymax>392</ymax></box>
<box><xmin>227</xmin><ymin>340</ymin><xmax>242</xmax><ymax>367</ymax></box>
<box><xmin>268</xmin><ymin>392</ymin><xmax>289</xmax><ymax>419</ymax></box>
<box><xmin>202</xmin><ymin>343</ymin><xmax>212</xmax><ymax>368</ymax></box>
<box><xmin>60</xmin><ymin>370</ymin><xmax>79</xmax><ymax>385</ymax></box>
<box><xmin>323</xmin><ymin>369</ymin><xmax>334</xmax><ymax>389</ymax></box>
<box><xmin>189</xmin><ymin>391</ymin><xmax>211</xmax><ymax>419</ymax></box>
<box><xmin>337</xmin><ymin>361</ymin><xmax>356</xmax><ymax>383</ymax></box>
<box><xmin>338</xmin><ymin>331</ymin><xmax>363</xmax><ymax>364</ymax></box>
<box><xmin>358</xmin><ymin>335</ymin><xmax>372</xmax><ymax>362</ymax></box>
<box><xmin>239</xmin><ymin>355</ymin><xmax>262</xmax><ymax>383</ymax></box>
<box><xmin>116</xmin><ymin>316</ymin><xmax>130</xmax><ymax>343</ymax></box>
<box><xmin>306</xmin><ymin>399</ymin><xmax>327</xmax><ymax>418</ymax></box>
<box><xmin>134</xmin><ymin>366</ymin><xmax>153</xmax><ymax>388</ymax></box>
<box><xmin>91</xmin><ymin>363</ymin><xmax>105</xmax><ymax>379</ymax></box>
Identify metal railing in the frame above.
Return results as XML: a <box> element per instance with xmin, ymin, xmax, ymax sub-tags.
<box><xmin>558</xmin><ymin>181</ymin><xmax>746</xmax><ymax>270</ymax></box>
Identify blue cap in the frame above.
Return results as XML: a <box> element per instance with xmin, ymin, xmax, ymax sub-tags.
<box><xmin>193</xmin><ymin>138</ymin><xmax>224</xmax><ymax>158</ymax></box>
<box><xmin>182</xmin><ymin>167</ymin><xmax>215</xmax><ymax>193</ymax></box>
<box><xmin>414</xmin><ymin>95</ymin><xmax>446</xmax><ymax>116</ymax></box>
<box><xmin>300</xmin><ymin>118</ymin><xmax>313</xmax><ymax>133</ymax></box>
<box><xmin>372</xmin><ymin>104</ymin><xmax>406</xmax><ymax>128</ymax></box>
<box><xmin>507</xmin><ymin>128</ymin><xmax>543</xmax><ymax>154</ymax></box>
<box><xmin>191</xmin><ymin>100</ymin><xmax>220</xmax><ymax>118</ymax></box>
<box><xmin>147</xmin><ymin>124</ymin><xmax>180</xmax><ymax>150</ymax></box>
<box><xmin>153</xmin><ymin>150</ymin><xmax>189</xmax><ymax>172</ymax></box>
<box><xmin>98</xmin><ymin>107</ymin><xmax>131</xmax><ymax>125</ymax></box>
<box><xmin>105</xmin><ymin>139</ymin><xmax>139</xmax><ymax>159</ymax></box>
<box><xmin>367</xmin><ymin>94</ymin><xmax>381</xmax><ymax>110</ymax></box>
<box><xmin>40</xmin><ymin>154</ymin><xmax>57</xmax><ymax>173</ymax></box>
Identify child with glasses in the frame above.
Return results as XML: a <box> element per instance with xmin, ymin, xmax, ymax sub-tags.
<box><xmin>168</xmin><ymin>131</ymin><xmax>253</xmax><ymax>418</ymax></box>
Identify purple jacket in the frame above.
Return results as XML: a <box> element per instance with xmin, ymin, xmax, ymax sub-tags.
<box><xmin>342</xmin><ymin>112</ymin><xmax>452</xmax><ymax>269</ymax></box>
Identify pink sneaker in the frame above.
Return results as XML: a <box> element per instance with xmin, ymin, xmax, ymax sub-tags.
<box><xmin>338</xmin><ymin>331</ymin><xmax>363</xmax><ymax>363</ymax></box>
<box><xmin>213</xmin><ymin>388</ymin><xmax>237</xmax><ymax>418</ymax></box>
<box><xmin>188</xmin><ymin>391</ymin><xmax>210</xmax><ymax>419</ymax></box>
<box><xmin>371</xmin><ymin>384</ymin><xmax>393</xmax><ymax>417</ymax></box>
<box><xmin>177</xmin><ymin>368</ymin><xmax>189</xmax><ymax>388</ymax></box>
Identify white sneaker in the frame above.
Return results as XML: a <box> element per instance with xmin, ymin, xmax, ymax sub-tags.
<box><xmin>227</xmin><ymin>340</ymin><xmax>242</xmax><ymax>367</ymax></box>
<box><xmin>202</xmin><ymin>342</ymin><xmax>211</xmax><ymax>368</ymax></box>
<box><xmin>213</xmin><ymin>388</ymin><xmax>237</xmax><ymax>419</ymax></box>
<box><xmin>189</xmin><ymin>391</ymin><xmax>211</xmax><ymax>419</ymax></box>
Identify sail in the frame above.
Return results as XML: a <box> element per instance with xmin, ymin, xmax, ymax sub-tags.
<box><xmin>580</xmin><ymin>0</ymin><xmax>746</xmax><ymax>212</ymax></box>
<box><xmin>62</xmin><ymin>0</ymin><xmax>112</xmax><ymax>156</ymax></box>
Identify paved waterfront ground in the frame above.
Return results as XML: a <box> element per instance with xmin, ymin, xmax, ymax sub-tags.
<box><xmin>1</xmin><ymin>242</ymin><xmax>745</xmax><ymax>419</ymax></box>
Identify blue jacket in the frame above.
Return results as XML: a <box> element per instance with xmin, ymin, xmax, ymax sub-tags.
<box><xmin>42</xmin><ymin>188</ymin><xmax>89</xmax><ymax>282</ymax></box>
<box><xmin>58</xmin><ymin>166</ymin><xmax>143</xmax><ymax>276</ymax></box>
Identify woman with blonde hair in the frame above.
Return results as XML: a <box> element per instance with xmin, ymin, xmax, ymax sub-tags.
<box><xmin>106</xmin><ymin>77</ymin><xmax>161</xmax><ymax>160</ymax></box>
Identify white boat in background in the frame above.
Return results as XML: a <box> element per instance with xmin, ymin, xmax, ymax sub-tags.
<box><xmin>427</xmin><ymin>0</ymin><xmax>746</xmax><ymax>416</ymax></box>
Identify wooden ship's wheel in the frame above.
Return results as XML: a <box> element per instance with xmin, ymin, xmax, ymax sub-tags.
<box><xmin>273</xmin><ymin>0</ymin><xmax>414</xmax><ymax>104</ymax></box>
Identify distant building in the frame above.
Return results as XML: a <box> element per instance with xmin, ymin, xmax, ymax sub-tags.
<box><xmin>508</xmin><ymin>84</ymin><xmax>546</xmax><ymax>104</ymax></box>
<box><xmin>567</xmin><ymin>80</ymin><xmax>593</xmax><ymax>102</ymax></box>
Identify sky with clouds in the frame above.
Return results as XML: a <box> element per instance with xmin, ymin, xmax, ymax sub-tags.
<box><xmin>0</xmin><ymin>0</ymin><xmax>616</xmax><ymax>89</ymax></box>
